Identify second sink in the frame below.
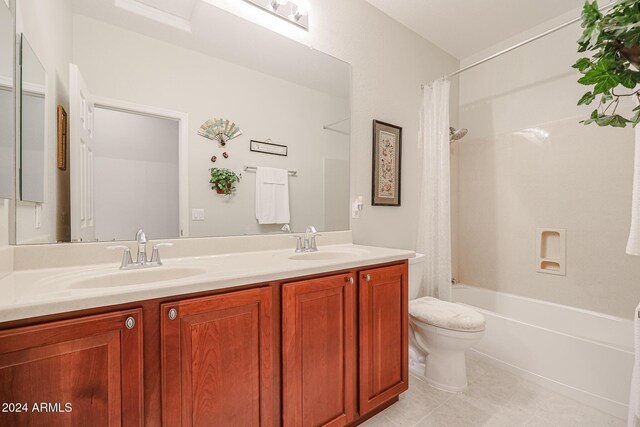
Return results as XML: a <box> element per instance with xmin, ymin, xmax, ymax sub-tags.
<box><xmin>66</xmin><ymin>266</ymin><xmax>209</xmax><ymax>289</ymax></box>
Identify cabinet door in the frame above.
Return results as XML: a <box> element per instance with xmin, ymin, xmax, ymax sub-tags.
<box><xmin>359</xmin><ymin>264</ymin><xmax>408</xmax><ymax>415</ymax></box>
<box><xmin>161</xmin><ymin>287</ymin><xmax>273</xmax><ymax>427</ymax></box>
<box><xmin>282</xmin><ymin>273</ymin><xmax>356</xmax><ymax>427</ymax></box>
<box><xmin>0</xmin><ymin>309</ymin><xmax>144</xmax><ymax>427</ymax></box>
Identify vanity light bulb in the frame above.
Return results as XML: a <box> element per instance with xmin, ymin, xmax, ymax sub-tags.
<box><xmin>294</xmin><ymin>0</ymin><xmax>309</xmax><ymax>16</ymax></box>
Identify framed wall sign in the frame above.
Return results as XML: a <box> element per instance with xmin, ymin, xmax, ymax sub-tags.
<box><xmin>372</xmin><ymin>120</ymin><xmax>402</xmax><ymax>206</ymax></box>
<box><xmin>250</xmin><ymin>139</ymin><xmax>288</xmax><ymax>156</ymax></box>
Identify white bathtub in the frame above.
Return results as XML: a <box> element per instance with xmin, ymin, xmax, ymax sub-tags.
<box><xmin>452</xmin><ymin>284</ymin><xmax>634</xmax><ymax>419</ymax></box>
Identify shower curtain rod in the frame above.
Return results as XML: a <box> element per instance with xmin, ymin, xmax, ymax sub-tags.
<box><xmin>422</xmin><ymin>1</ymin><xmax>615</xmax><ymax>87</ymax></box>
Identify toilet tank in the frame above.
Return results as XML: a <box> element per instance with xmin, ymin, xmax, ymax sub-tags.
<box><xmin>408</xmin><ymin>253</ymin><xmax>426</xmax><ymax>300</ymax></box>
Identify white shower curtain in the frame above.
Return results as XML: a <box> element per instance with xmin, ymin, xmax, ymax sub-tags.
<box><xmin>417</xmin><ymin>78</ymin><xmax>452</xmax><ymax>301</ymax></box>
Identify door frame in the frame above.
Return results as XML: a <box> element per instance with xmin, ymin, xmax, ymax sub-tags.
<box><xmin>93</xmin><ymin>96</ymin><xmax>190</xmax><ymax>238</ymax></box>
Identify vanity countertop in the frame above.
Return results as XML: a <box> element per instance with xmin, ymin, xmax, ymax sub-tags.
<box><xmin>0</xmin><ymin>244</ymin><xmax>413</xmax><ymax>323</ymax></box>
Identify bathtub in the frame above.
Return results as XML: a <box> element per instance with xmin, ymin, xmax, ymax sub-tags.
<box><xmin>452</xmin><ymin>284</ymin><xmax>634</xmax><ymax>419</ymax></box>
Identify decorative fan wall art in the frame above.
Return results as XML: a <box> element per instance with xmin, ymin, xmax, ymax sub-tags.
<box><xmin>198</xmin><ymin>118</ymin><xmax>243</xmax><ymax>146</ymax></box>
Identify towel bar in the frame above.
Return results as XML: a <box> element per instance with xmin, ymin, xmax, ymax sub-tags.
<box><xmin>243</xmin><ymin>165</ymin><xmax>297</xmax><ymax>176</ymax></box>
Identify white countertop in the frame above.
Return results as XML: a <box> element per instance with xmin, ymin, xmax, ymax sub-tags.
<box><xmin>0</xmin><ymin>244</ymin><xmax>413</xmax><ymax>323</ymax></box>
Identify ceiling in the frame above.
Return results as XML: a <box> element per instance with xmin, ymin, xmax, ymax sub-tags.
<box><xmin>364</xmin><ymin>0</ymin><xmax>584</xmax><ymax>59</ymax></box>
<box><xmin>136</xmin><ymin>0</ymin><xmax>198</xmax><ymax>19</ymax></box>
<box><xmin>72</xmin><ymin>0</ymin><xmax>350</xmax><ymax>98</ymax></box>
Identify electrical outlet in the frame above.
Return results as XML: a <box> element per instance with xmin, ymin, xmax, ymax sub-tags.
<box><xmin>191</xmin><ymin>208</ymin><xmax>205</xmax><ymax>221</ymax></box>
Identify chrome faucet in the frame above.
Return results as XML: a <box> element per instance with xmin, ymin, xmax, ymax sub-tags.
<box><xmin>108</xmin><ymin>229</ymin><xmax>173</xmax><ymax>270</ymax></box>
<box><xmin>135</xmin><ymin>229</ymin><xmax>148</xmax><ymax>265</ymax></box>
<box><xmin>292</xmin><ymin>225</ymin><xmax>321</xmax><ymax>253</ymax></box>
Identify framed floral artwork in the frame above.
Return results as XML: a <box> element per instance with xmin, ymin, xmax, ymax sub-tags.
<box><xmin>372</xmin><ymin>120</ymin><xmax>402</xmax><ymax>206</ymax></box>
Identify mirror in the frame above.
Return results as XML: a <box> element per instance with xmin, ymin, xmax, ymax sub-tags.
<box><xmin>15</xmin><ymin>0</ymin><xmax>351</xmax><ymax>244</ymax></box>
<box><xmin>19</xmin><ymin>34</ymin><xmax>45</xmax><ymax>203</ymax></box>
<box><xmin>0</xmin><ymin>0</ymin><xmax>12</xmax><ymax>201</ymax></box>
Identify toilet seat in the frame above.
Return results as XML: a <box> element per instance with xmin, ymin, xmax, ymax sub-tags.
<box><xmin>409</xmin><ymin>297</ymin><xmax>485</xmax><ymax>332</ymax></box>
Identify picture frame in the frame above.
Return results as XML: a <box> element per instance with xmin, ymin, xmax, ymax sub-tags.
<box><xmin>250</xmin><ymin>139</ymin><xmax>288</xmax><ymax>156</ymax></box>
<box><xmin>372</xmin><ymin>120</ymin><xmax>402</xmax><ymax>206</ymax></box>
<box><xmin>57</xmin><ymin>105</ymin><xmax>67</xmax><ymax>170</ymax></box>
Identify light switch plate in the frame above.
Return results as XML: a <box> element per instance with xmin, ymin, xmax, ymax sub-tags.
<box><xmin>191</xmin><ymin>208</ymin><xmax>205</xmax><ymax>221</ymax></box>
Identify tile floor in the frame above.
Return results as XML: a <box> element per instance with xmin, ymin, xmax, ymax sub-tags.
<box><xmin>361</xmin><ymin>353</ymin><xmax>625</xmax><ymax>427</ymax></box>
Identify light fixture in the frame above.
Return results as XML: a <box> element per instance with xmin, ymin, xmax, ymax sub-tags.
<box><xmin>268</xmin><ymin>0</ymin><xmax>288</xmax><ymax>12</ymax></box>
<box><xmin>242</xmin><ymin>0</ymin><xmax>310</xmax><ymax>30</ymax></box>
<box><xmin>290</xmin><ymin>0</ymin><xmax>309</xmax><ymax>21</ymax></box>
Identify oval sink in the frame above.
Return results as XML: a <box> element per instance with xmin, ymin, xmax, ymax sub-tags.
<box><xmin>66</xmin><ymin>266</ymin><xmax>209</xmax><ymax>289</ymax></box>
<box><xmin>289</xmin><ymin>251</ymin><xmax>358</xmax><ymax>261</ymax></box>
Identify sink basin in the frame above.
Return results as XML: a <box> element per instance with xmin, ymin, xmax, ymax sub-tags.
<box><xmin>289</xmin><ymin>250</ymin><xmax>364</xmax><ymax>261</ymax></box>
<box><xmin>66</xmin><ymin>266</ymin><xmax>209</xmax><ymax>289</ymax></box>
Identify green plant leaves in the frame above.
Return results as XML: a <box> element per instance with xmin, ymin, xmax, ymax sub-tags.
<box><xmin>209</xmin><ymin>167</ymin><xmax>242</xmax><ymax>196</ymax></box>
<box><xmin>573</xmin><ymin>57</ymin><xmax>592</xmax><ymax>71</ymax></box>
<box><xmin>578</xmin><ymin>91</ymin><xmax>596</xmax><ymax>105</ymax></box>
<box><xmin>577</xmin><ymin>59</ymin><xmax>622</xmax><ymax>94</ymax></box>
<box><xmin>575</xmin><ymin>0</ymin><xmax>640</xmax><ymax>128</ymax></box>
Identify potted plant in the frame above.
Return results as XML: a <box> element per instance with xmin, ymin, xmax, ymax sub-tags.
<box><xmin>573</xmin><ymin>0</ymin><xmax>640</xmax><ymax>128</ymax></box>
<box><xmin>210</xmin><ymin>168</ymin><xmax>241</xmax><ymax>195</ymax></box>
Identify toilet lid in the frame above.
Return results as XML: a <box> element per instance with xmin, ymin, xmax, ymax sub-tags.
<box><xmin>409</xmin><ymin>297</ymin><xmax>485</xmax><ymax>332</ymax></box>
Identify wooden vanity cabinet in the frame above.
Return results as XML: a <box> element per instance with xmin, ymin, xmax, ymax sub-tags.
<box><xmin>358</xmin><ymin>265</ymin><xmax>408</xmax><ymax>415</ymax></box>
<box><xmin>161</xmin><ymin>286</ymin><xmax>274</xmax><ymax>427</ymax></box>
<box><xmin>0</xmin><ymin>309</ymin><xmax>144</xmax><ymax>427</ymax></box>
<box><xmin>280</xmin><ymin>263</ymin><xmax>408</xmax><ymax>427</ymax></box>
<box><xmin>0</xmin><ymin>260</ymin><xmax>408</xmax><ymax>427</ymax></box>
<box><xmin>281</xmin><ymin>272</ymin><xmax>357</xmax><ymax>427</ymax></box>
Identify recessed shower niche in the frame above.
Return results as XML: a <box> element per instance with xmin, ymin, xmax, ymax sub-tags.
<box><xmin>536</xmin><ymin>228</ymin><xmax>566</xmax><ymax>276</ymax></box>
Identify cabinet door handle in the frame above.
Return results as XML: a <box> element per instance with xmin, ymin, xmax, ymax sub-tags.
<box><xmin>347</xmin><ymin>277</ymin><xmax>354</xmax><ymax>285</ymax></box>
<box><xmin>364</xmin><ymin>274</ymin><xmax>371</xmax><ymax>281</ymax></box>
<box><xmin>168</xmin><ymin>308</ymin><xmax>178</xmax><ymax>320</ymax></box>
<box><xmin>125</xmin><ymin>316</ymin><xmax>136</xmax><ymax>330</ymax></box>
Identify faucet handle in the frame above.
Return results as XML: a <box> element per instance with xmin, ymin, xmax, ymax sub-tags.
<box><xmin>289</xmin><ymin>235</ymin><xmax>303</xmax><ymax>253</ymax></box>
<box><xmin>150</xmin><ymin>243</ymin><xmax>174</xmax><ymax>265</ymax></box>
<box><xmin>309</xmin><ymin>233</ymin><xmax>321</xmax><ymax>251</ymax></box>
<box><xmin>108</xmin><ymin>245</ymin><xmax>133</xmax><ymax>269</ymax></box>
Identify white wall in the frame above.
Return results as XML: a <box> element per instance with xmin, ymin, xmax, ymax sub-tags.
<box><xmin>457</xmin><ymin>9</ymin><xmax>640</xmax><ymax>318</ymax></box>
<box><xmin>15</xmin><ymin>0</ymin><xmax>72</xmax><ymax>243</ymax></box>
<box><xmin>93</xmin><ymin>107</ymin><xmax>179</xmax><ymax>241</ymax></box>
<box><xmin>204</xmin><ymin>0</ymin><xmax>460</xmax><ymax>249</ymax></box>
<box><xmin>72</xmin><ymin>14</ymin><xmax>350</xmax><ymax>237</ymax></box>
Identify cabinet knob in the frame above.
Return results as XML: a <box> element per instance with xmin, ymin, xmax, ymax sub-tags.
<box><xmin>168</xmin><ymin>308</ymin><xmax>178</xmax><ymax>320</ymax></box>
<box><xmin>364</xmin><ymin>274</ymin><xmax>371</xmax><ymax>281</ymax></box>
<box><xmin>125</xmin><ymin>316</ymin><xmax>136</xmax><ymax>330</ymax></box>
<box><xmin>347</xmin><ymin>277</ymin><xmax>354</xmax><ymax>285</ymax></box>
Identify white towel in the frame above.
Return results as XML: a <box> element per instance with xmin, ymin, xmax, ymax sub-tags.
<box><xmin>628</xmin><ymin>303</ymin><xmax>640</xmax><ymax>427</ymax></box>
<box><xmin>627</xmin><ymin>118</ymin><xmax>640</xmax><ymax>255</ymax></box>
<box><xmin>255</xmin><ymin>167</ymin><xmax>290</xmax><ymax>225</ymax></box>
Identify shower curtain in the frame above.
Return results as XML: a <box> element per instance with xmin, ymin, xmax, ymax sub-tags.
<box><xmin>417</xmin><ymin>78</ymin><xmax>452</xmax><ymax>301</ymax></box>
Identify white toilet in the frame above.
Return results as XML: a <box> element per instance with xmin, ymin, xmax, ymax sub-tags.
<box><xmin>408</xmin><ymin>253</ymin><xmax>485</xmax><ymax>392</ymax></box>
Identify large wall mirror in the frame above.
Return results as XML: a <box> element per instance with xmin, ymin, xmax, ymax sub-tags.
<box><xmin>14</xmin><ymin>0</ymin><xmax>351</xmax><ymax>244</ymax></box>
<box><xmin>0</xmin><ymin>0</ymin><xmax>13</xmax><ymax>248</ymax></box>
<box><xmin>19</xmin><ymin>34</ymin><xmax>45</xmax><ymax>204</ymax></box>
<box><xmin>0</xmin><ymin>0</ymin><xmax>13</xmax><ymax>201</ymax></box>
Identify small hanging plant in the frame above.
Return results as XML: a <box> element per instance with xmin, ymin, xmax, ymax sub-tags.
<box><xmin>573</xmin><ymin>0</ymin><xmax>640</xmax><ymax>128</ymax></box>
<box><xmin>210</xmin><ymin>168</ymin><xmax>241</xmax><ymax>196</ymax></box>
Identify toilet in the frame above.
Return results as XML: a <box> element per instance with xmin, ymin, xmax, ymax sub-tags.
<box><xmin>408</xmin><ymin>253</ymin><xmax>485</xmax><ymax>392</ymax></box>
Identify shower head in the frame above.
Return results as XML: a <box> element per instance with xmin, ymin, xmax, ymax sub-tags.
<box><xmin>449</xmin><ymin>127</ymin><xmax>468</xmax><ymax>142</ymax></box>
